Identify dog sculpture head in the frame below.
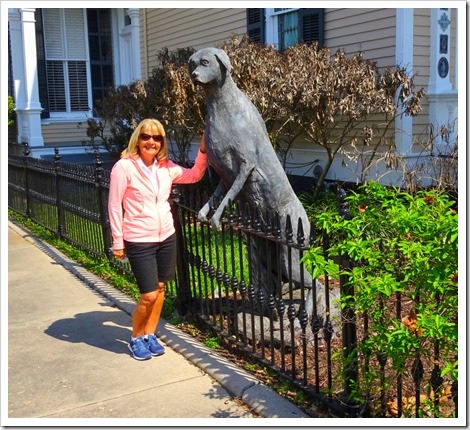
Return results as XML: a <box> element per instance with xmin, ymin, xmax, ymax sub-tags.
<box><xmin>189</xmin><ymin>47</ymin><xmax>232</xmax><ymax>86</ymax></box>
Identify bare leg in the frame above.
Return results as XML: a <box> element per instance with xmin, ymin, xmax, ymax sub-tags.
<box><xmin>131</xmin><ymin>290</ymin><xmax>158</xmax><ymax>338</ymax></box>
<box><xmin>144</xmin><ymin>282</ymin><xmax>165</xmax><ymax>335</ymax></box>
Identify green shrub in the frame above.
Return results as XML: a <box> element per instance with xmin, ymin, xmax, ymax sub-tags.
<box><xmin>303</xmin><ymin>181</ymin><xmax>458</xmax><ymax>415</ymax></box>
<box><xmin>8</xmin><ymin>96</ymin><xmax>16</xmax><ymax>126</ymax></box>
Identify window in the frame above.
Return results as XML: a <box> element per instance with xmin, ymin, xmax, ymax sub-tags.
<box><xmin>87</xmin><ymin>9</ymin><xmax>113</xmax><ymax>116</ymax></box>
<box><xmin>274</xmin><ymin>8</ymin><xmax>299</xmax><ymax>51</ymax></box>
<box><xmin>38</xmin><ymin>8</ymin><xmax>114</xmax><ymax>119</ymax></box>
<box><xmin>42</xmin><ymin>9</ymin><xmax>89</xmax><ymax>116</ymax></box>
<box><xmin>247</xmin><ymin>8</ymin><xmax>324</xmax><ymax>50</ymax></box>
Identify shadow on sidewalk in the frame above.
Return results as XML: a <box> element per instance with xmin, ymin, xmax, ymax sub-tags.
<box><xmin>44</xmin><ymin>308</ymin><xmax>132</xmax><ymax>356</ymax></box>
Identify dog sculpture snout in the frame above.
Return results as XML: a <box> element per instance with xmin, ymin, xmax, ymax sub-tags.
<box><xmin>190</xmin><ymin>69</ymin><xmax>199</xmax><ymax>82</ymax></box>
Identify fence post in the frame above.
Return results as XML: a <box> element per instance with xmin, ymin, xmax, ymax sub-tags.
<box><xmin>170</xmin><ymin>186</ymin><xmax>192</xmax><ymax>316</ymax></box>
<box><xmin>23</xmin><ymin>143</ymin><xmax>32</xmax><ymax>219</ymax></box>
<box><xmin>337</xmin><ymin>187</ymin><xmax>359</xmax><ymax>414</ymax></box>
<box><xmin>54</xmin><ymin>147</ymin><xmax>65</xmax><ymax>239</ymax></box>
<box><xmin>94</xmin><ymin>150</ymin><xmax>113</xmax><ymax>259</ymax></box>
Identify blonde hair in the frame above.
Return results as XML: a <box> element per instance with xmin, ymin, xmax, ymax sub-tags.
<box><xmin>120</xmin><ymin>118</ymin><xmax>168</xmax><ymax>161</ymax></box>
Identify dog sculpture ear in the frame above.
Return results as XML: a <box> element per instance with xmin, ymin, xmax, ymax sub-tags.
<box><xmin>214</xmin><ymin>50</ymin><xmax>232</xmax><ymax>73</ymax></box>
<box><xmin>188</xmin><ymin>54</ymin><xmax>196</xmax><ymax>74</ymax></box>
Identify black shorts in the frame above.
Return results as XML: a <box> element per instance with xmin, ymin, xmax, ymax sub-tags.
<box><xmin>124</xmin><ymin>233</ymin><xmax>177</xmax><ymax>294</ymax></box>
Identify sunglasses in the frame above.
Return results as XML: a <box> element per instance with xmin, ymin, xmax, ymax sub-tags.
<box><xmin>140</xmin><ymin>133</ymin><xmax>163</xmax><ymax>143</ymax></box>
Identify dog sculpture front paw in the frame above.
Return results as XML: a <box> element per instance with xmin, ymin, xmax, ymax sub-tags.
<box><xmin>210</xmin><ymin>208</ymin><xmax>224</xmax><ymax>232</ymax></box>
<box><xmin>197</xmin><ymin>203</ymin><xmax>210</xmax><ymax>223</ymax></box>
<box><xmin>210</xmin><ymin>216</ymin><xmax>220</xmax><ymax>232</ymax></box>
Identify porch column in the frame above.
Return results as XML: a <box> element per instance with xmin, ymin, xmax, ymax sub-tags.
<box><xmin>9</xmin><ymin>8</ymin><xmax>44</xmax><ymax>146</ymax></box>
<box><xmin>395</xmin><ymin>8</ymin><xmax>414</xmax><ymax>155</ymax></box>
<box><xmin>127</xmin><ymin>8</ymin><xmax>141</xmax><ymax>81</ymax></box>
<box><xmin>8</xmin><ymin>9</ymin><xmax>25</xmax><ymax>144</ymax></box>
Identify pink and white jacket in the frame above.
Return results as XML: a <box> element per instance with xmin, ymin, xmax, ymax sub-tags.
<box><xmin>108</xmin><ymin>151</ymin><xmax>208</xmax><ymax>250</ymax></box>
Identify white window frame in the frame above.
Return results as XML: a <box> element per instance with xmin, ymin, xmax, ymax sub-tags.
<box><xmin>112</xmin><ymin>8</ymin><xmax>140</xmax><ymax>86</ymax></box>
<box><xmin>43</xmin><ymin>8</ymin><xmax>92</xmax><ymax>120</ymax></box>
<box><xmin>265</xmin><ymin>8</ymin><xmax>300</xmax><ymax>50</ymax></box>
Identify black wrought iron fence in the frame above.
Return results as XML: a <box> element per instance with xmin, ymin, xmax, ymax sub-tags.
<box><xmin>172</xmin><ymin>184</ymin><xmax>363</xmax><ymax>416</ymax></box>
<box><xmin>8</xmin><ymin>148</ymin><xmax>457</xmax><ymax>418</ymax></box>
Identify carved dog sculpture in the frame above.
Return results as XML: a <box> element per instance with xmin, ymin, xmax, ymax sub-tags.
<box><xmin>188</xmin><ymin>47</ymin><xmax>311</xmax><ymax>293</ymax></box>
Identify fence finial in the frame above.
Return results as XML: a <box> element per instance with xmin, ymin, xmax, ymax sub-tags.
<box><xmin>285</xmin><ymin>214</ymin><xmax>293</xmax><ymax>244</ymax></box>
<box><xmin>297</xmin><ymin>217</ymin><xmax>305</xmax><ymax>247</ymax></box>
<box><xmin>54</xmin><ymin>147</ymin><xmax>61</xmax><ymax>162</ymax></box>
<box><xmin>23</xmin><ymin>142</ymin><xmax>30</xmax><ymax>157</ymax></box>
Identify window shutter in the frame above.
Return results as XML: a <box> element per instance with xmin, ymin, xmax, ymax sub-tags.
<box><xmin>247</xmin><ymin>9</ymin><xmax>265</xmax><ymax>45</ymax></box>
<box><xmin>68</xmin><ymin>61</ymin><xmax>88</xmax><ymax>111</ymax></box>
<box><xmin>43</xmin><ymin>9</ymin><xmax>64</xmax><ymax>59</ymax></box>
<box><xmin>35</xmin><ymin>9</ymin><xmax>49</xmax><ymax>118</ymax></box>
<box><xmin>8</xmin><ymin>24</ymin><xmax>14</xmax><ymax>98</ymax></box>
<box><xmin>298</xmin><ymin>9</ymin><xmax>324</xmax><ymax>47</ymax></box>
<box><xmin>46</xmin><ymin>61</ymin><xmax>66</xmax><ymax>111</ymax></box>
<box><xmin>64</xmin><ymin>9</ymin><xmax>86</xmax><ymax>60</ymax></box>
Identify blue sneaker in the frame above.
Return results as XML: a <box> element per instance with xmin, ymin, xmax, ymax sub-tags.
<box><xmin>145</xmin><ymin>334</ymin><xmax>165</xmax><ymax>356</ymax></box>
<box><xmin>128</xmin><ymin>336</ymin><xmax>152</xmax><ymax>360</ymax></box>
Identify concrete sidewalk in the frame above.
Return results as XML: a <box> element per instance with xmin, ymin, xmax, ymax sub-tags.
<box><xmin>5</xmin><ymin>221</ymin><xmax>309</xmax><ymax>424</ymax></box>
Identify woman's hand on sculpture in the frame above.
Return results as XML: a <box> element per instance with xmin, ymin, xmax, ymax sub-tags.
<box><xmin>200</xmin><ymin>132</ymin><xmax>206</xmax><ymax>154</ymax></box>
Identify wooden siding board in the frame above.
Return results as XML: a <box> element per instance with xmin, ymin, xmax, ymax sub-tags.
<box><xmin>148</xmin><ymin>10</ymin><xmax>223</xmax><ymax>38</ymax></box>
<box><xmin>327</xmin><ymin>13</ymin><xmax>395</xmax><ymax>33</ymax></box>
<box><xmin>146</xmin><ymin>8</ymin><xmax>245</xmax><ymax>48</ymax></box>
<box><xmin>42</xmin><ymin>122</ymin><xmax>89</xmax><ymax>145</ymax></box>
<box><xmin>325</xmin><ymin>8</ymin><xmax>393</xmax><ymax>22</ymax></box>
<box><xmin>325</xmin><ymin>8</ymin><xmax>396</xmax><ymax>69</ymax></box>
<box><xmin>325</xmin><ymin>33</ymin><xmax>395</xmax><ymax>53</ymax></box>
<box><xmin>144</xmin><ymin>8</ymin><xmax>245</xmax><ymax>74</ymax></box>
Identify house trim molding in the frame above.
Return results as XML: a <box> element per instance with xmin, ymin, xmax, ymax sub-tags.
<box><xmin>427</xmin><ymin>8</ymin><xmax>458</xmax><ymax>146</ymax></box>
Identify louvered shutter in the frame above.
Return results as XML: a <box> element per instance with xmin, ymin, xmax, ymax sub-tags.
<box><xmin>298</xmin><ymin>9</ymin><xmax>324</xmax><ymax>47</ymax></box>
<box><xmin>8</xmin><ymin>24</ymin><xmax>14</xmax><ymax>98</ymax></box>
<box><xmin>43</xmin><ymin>9</ymin><xmax>64</xmax><ymax>59</ymax></box>
<box><xmin>247</xmin><ymin>9</ymin><xmax>265</xmax><ymax>45</ymax></box>
<box><xmin>64</xmin><ymin>9</ymin><xmax>87</xmax><ymax>59</ymax></box>
<box><xmin>35</xmin><ymin>9</ymin><xmax>49</xmax><ymax>118</ymax></box>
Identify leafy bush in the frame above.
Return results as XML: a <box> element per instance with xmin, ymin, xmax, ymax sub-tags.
<box><xmin>8</xmin><ymin>96</ymin><xmax>16</xmax><ymax>126</ymax></box>
<box><xmin>303</xmin><ymin>181</ymin><xmax>458</xmax><ymax>415</ymax></box>
<box><xmin>80</xmin><ymin>35</ymin><xmax>425</xmax><ymax>195</ymax></box>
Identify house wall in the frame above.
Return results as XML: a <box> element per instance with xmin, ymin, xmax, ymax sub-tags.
<box><xmin>41</xmin><ymin>121</ymin><xmax>90</xmax><ymax>146</ymax></box>
<box><xmin>136</xmin><ymin>7</ymin><xmax>436</xmax><ymax>184</ymax></box>
<box><xmin>324</xmin><ymin>8</ymin><xmax>396</xmax><ymax>69</ymax></box>
<box><xmin>140</xmin><ymin>8</ymin><xmax>246</xmax><ymax>80</ymax></box>
<box><xmin>286</xmin><ymin>8</ymin><xmax>399</xmax><ymax>182</ymax></box>
<box><xmin>26</xmin><ymin>7</ymin><xmax>458</xmax><ymax>181</ymax></box>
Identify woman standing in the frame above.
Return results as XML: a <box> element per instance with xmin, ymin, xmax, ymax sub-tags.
<box><xmin>108</xmin><ymin>119</ymin><xmax>207</xmax><ymax>360</ymax></box>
